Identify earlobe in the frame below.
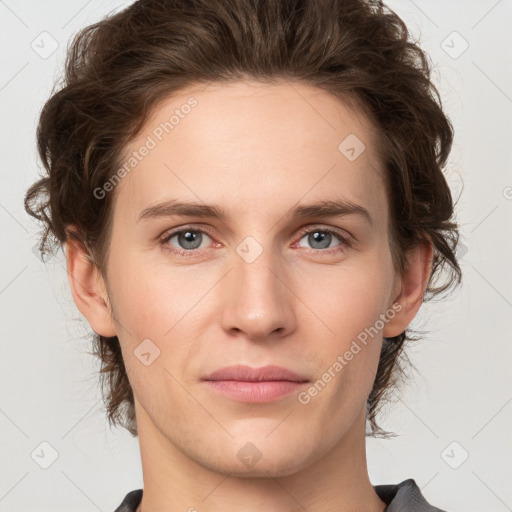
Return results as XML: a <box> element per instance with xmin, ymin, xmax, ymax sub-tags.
<box><xmin>64</xmin><ymin>229</ymin><xmax>117</xmax><ymax>337</ymax></box>
<box><xmin>383</xmin><ymin>240</ymin><xmax>433</xmax><ymax>338</ymax></box>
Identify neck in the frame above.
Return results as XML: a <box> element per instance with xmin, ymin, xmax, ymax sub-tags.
<box><xmin>135</xmin><ymin>403</ymin><xmax>386</xmax><ymax>512</ymax></box>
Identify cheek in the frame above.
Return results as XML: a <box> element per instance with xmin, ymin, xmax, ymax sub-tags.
<box><xmin>108</xmin><ymin>259</ymin><xmax>205</xmax><ymax>424</ymax></box>
<box><xmin>301</xmin><ymin>258</ymin><xmax>393</xmax><ymax>341</ymax></box>
<box><xmin>109</xmin><ymin>252</ymin><xmax>201</xmax><ymax>336</ymax></box>
<box><xmin>107</xmin><ymin>254</ymin><xmax>213</xmax><ymax>393</ymax></box>
<box><xmin>295</xmin><ymin>258</ymin><xmax>392</xmax><ymax>396</ymax></box>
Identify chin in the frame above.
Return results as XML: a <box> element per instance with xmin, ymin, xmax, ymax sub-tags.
<box><xmin>210</xmin><ymin>453</ymin><xmax>312</xmax><ymax>479</ymax></box>
<box><xmin>192</xmin><ymin>433</ymin><xmax>319</xmax><ymax>479</ymax></box>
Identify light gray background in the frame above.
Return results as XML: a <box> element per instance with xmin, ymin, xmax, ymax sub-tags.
<box><xmin>1</xmin><ymin>1</ymin><xmax>511</xmax><ymax>511</ymax></box>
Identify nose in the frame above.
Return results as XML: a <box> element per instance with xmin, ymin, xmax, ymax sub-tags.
<box><xmin>220</xmin><ymin>248</ymin><xmax>297</xmax><ymax>342</ymax></box>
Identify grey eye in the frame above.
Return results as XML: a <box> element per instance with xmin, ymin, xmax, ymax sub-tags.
<box><xmin>168</xmin><ymin>230</ymin><xmax>210</xmax><ymax>250</ymax></box>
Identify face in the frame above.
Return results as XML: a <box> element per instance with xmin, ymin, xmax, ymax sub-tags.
<box><xmin>99</xmin><ymin>80</ymin><xmax>402</xmax><ymax>477</ymax></box>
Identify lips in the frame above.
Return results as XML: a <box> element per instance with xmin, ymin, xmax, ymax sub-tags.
<box><xmin>202</xmin><ymin>364</ymin><xmax>308</xmax><ymax>383</ymax></box>
<box><xmin>202</xmin><ymin>364</ymin><xmax>309</xmax><ymax>403</ymax></box>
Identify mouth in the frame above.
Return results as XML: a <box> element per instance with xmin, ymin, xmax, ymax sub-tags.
<box><xmin>202</xmin><ymin>364</ymin><xmax>309</xmax><ymax>403</ymax></box>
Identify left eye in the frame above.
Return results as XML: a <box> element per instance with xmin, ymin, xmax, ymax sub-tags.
<box><xmin>296</xmin><ymin>228</ymin><xmax>349</xmax><ymax>251</ymax></box>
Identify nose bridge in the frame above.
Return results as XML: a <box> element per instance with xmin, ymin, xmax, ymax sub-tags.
<box><xmin>221</xmin><ymin>236</ymin><xmax>295</xmax><ymax>340</ymax></box>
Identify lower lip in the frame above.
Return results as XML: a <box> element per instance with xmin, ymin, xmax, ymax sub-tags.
<box><xmin>204</xmin><ymin>380</ymin><xmax>307</xmax><ymax>403</ymax></box>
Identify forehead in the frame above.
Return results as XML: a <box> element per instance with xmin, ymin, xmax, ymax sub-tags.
<box><xmin>114</xmin><ymin>79</ymin><xmax>387</xmax><ymax>225</ymax></box>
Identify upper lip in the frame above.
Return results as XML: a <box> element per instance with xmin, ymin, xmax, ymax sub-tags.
<box><xmin>202</xmin><ymin>364</ymin><xmax>309</xmax><ymax>382</ymax></box>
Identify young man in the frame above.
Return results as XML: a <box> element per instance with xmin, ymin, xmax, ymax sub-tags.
<box><xmin>25</xmin><ymin>1</ymin><xmax>461</xmax><ymax>510</ymax></box>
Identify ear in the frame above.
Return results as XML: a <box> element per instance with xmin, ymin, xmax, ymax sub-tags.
<box><xmin>383</xmin><ymin>240</ymin><xmax>433</xmax><ymax>338</ymax></box>
<box><xmin>64</xmin><ymin>226</ymin><xmax>117</xmax><ymax>337</ymax></box>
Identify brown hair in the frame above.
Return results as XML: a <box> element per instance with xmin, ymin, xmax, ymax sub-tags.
<box><xmin>24</xmin><ymin>0</ymin><xmax>462</xmax><ymax>438</ymax></box>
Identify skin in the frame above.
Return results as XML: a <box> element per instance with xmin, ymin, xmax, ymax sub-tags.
<box><xmin>66</xmin><ymin>80</ymin><xmax>432</xmax><ymax>512</ymax></box>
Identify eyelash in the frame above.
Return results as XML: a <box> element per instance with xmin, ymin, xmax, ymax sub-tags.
<box><xmin>159</xmin><ymin>225</ymin><xmax>351</xmax><ymax>259</ymax></box>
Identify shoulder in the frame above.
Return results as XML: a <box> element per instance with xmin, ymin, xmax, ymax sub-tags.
<box><xmin>113</xmin><ymin>489</ymin><xmax>143</xmax><ymax>512</ymax></box>
<box><xmin>374</xmin><ymin>478</ymin><xmax>450</xmax><ymax>511</ymax></box>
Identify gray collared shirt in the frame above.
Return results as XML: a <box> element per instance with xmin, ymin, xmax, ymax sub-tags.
<box><xmin>375</xmin><ymin>478</ymin><xmax>449</xmax><ymax>511</ymax></box>
<box><xmin>114</xmin><ymin>478</ymin><xmax>449</xmax><ymax>511</ymax></box>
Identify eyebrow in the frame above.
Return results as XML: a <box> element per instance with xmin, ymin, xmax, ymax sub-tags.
<box><xmin>137</xmin><ymin>198</ymin><xmax>373</xmax><ymax>226</ymax></box>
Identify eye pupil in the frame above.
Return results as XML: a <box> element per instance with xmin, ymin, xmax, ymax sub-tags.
<box><xmin>178</xmin><ymin>230</ymin><xmax>202</xmax><ymax>249</ymax></box>
<box><xmin>309</xmin><ymin>231</ymin><xmax>332</xmax><ymax>249</ymax></box>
